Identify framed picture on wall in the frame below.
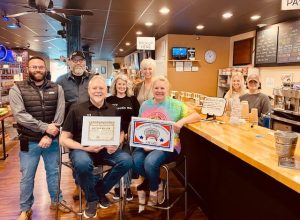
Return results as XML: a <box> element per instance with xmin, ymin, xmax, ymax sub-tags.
<box><xmin>101</xmin><ymin>66</ymin><xmax>106</xmax><ymax>74</ymax></box>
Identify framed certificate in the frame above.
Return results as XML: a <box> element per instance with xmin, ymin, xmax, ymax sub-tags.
<box><xmin>81</xmin><ymin>116</ymin><xmax>121</xmax><ymax>146</ymax></box>
<box><xmin>130</xmin><ymin>117</ymin><xmax>175</xmax><ymax>152</ymax></box>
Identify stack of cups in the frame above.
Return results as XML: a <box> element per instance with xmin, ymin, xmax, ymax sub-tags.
<box><xmin>249</xmin><ymin>108</ymin><xmax>258</xmax><ymax>125</ymax></box>
<box><xmin>241</xmin><ymin>101</ymin><xmax>249</xmax><ymax>120</ymax></box>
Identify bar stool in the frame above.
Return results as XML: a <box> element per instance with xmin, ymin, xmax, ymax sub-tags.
<box><xmin>130</xmin><ymin>153</ymin><xmax>188</xmax><ymax>220</ymax></box>
<box><xmin>55</xmin><ymin>144</ymin><xmax>124</xmax><ymax>220</ymax></box>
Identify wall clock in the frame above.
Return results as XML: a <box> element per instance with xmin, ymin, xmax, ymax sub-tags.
<box><xmin>204</xmin><ymin>50</ymin><xmax>216</xmax><ymax>64</ymax></box>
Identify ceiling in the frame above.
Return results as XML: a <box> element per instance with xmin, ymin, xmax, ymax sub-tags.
<box><xmin>1</xmin><ymin>0</ymin><xmax>300</xmax><ymax>61</ymax></box>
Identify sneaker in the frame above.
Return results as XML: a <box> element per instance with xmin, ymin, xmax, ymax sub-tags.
<box><xmin>147</xmin><ymin>191</ymin><xmax>158</xmax><ymax>206</ymax></box>
<box><xmin>17</xmin><ymin>209</ymin><xmax>32</xmax><ymax>220</ymax></box>
<box><xmin>113</xmin><ymin>187</ymin><xmax>120</xmax><ymax>200</ymax></box>
<box><xmin>137</xmin><ymin>179</ymin><xmax>149</xmax><ymax>191</ymax></box>
<box><xmin>157</xmin><ymin>179</ymin><xmax>166</xmax><ymax>204</ymax></box>
<box><xmin>98</xmin><ymin>195</ymin><xmax>111</xmax><ymax>209</ymax></box>
<box><xmin>83</xmin><ymin>201</ymin><xmax>97</xmax><ymax>219</ymax></box>
<box><xmin>50</xmin><ymin>200</ymin><xmax>71</xmax><ymax>213</ymax></box>
<box><xmin>125</xmin><ymin>188</ymin><xmax>133</xmax><ymax>201</ymax></box>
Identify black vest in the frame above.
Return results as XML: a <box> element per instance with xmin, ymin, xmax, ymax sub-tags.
<box><xmin>16</xmin><ymin>80</ymin><xmax>58</xmax><ymax>141</ymax></box>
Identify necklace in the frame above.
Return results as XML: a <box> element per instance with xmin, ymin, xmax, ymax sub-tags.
<box><xmin>143</xmin><ymin>82</ymin><xmax>152</xmax><ymax>101</ymax></box>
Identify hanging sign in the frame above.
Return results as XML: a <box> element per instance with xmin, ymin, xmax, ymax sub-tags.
<box><xmin>137</xmin><ymin>37</ymin><xmax>155</xmax><ymax>50</ymax></box>
<box><xmin>281</xmin><ymin>0</ymin><xmax>300</xmax><ymax>10</ymax></box>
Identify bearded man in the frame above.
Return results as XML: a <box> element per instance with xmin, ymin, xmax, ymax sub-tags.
<box><xmin>56</xmin><ymin>51</ymin><xmax>95</xmax><ymax>200</ymax></box>
<box><xmin>56</xmin><ymin>51</ymin><xmax>93</xmax><ymax>115</ymax></box>
<box><xmin>9</xmin><ymin>56</ymin><xmax>70</xmax><ymax>220</ymax></box>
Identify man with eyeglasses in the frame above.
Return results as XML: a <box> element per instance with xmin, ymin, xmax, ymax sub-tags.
<box><xmin>9</xmin><ymin>56</ymin><xmax>70</xmax><ymax>220</ymax></box>
<box><xmin>56</xmin><ymin>51</ymin><xmax>92</xmax><ymax>115</ymax></box>
<box><xmin>56</xmin><ymin>51</ymin><xmax>94</xmax><ymax>200</ymax></box>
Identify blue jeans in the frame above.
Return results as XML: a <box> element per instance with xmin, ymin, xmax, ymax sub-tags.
<box><xmin>132</xmin><ymin>148</ymin><xmax>178</xmax><ymax>191</ymax></box>
<box><xmin>70</xmin><ymin>148</ymin><xmax>133</xmax><ymax>202</ymax></box>
<box><xmin>19</xmin><ymin>139</ymin><xmax>62</xmax><ymax>211</ymax></box>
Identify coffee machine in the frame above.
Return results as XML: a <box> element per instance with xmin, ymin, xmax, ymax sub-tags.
<box><xmin>273</xmin><ymin>87</ymin><xmax>300</xmax><ymax>113</ymax></box>
<box><xmin>272</xmin><ymin>86</ymin><xmax>300</xmax><ymax>132</ymax></box>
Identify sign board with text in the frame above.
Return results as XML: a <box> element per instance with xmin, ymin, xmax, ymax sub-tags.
<box><xmin>137</xmin><ymin>37</ymin><xmax>155</xmax><ymax>50</ymax></box>
<box><xmin>282</xmin><ymin>0</ymin><xmax>300</xmax><ymax>10</ymax></box>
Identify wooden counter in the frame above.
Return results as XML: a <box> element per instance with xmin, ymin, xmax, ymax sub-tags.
<box><xmin>180</xmin><ymin>120</ymin><xmax>300</xmax><ymax>220</ymax></box>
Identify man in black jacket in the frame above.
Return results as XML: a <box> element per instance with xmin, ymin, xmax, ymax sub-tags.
<box><xmin>9</xmin><ymin>56</ymin><xmax>70</xmax><ymax>220</ymax></box>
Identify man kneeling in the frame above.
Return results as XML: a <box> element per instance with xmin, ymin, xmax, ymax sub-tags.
<box><xmin>60</xmin><ymin>75</ymin><xmax>133</xmax><ymax>218</ymax></box>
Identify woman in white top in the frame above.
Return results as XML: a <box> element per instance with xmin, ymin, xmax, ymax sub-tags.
<box><xmin>134</xmin><ymin>58</ymin><xmax>156</xmax><ymax>105</ymax></box>
<box><xmin>224</xmin><ymin>72</ymin><xmax>246</xmax><ymax>113</ymax></box>
<box><xmin>224</xmin><ymin>72</ymin><xmax>246</xmax><ymax>100</ymax></box>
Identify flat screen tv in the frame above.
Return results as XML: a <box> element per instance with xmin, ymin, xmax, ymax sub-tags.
<box><xmin>171</xmin><ymin>47</ymin><xmax>187</xmax><ymax>60</ymax></box>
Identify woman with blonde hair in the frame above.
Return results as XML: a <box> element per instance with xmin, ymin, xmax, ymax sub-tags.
<box><xmin>132</xmin><ymin>76</ymin><xmax>201</xmax><ymax>207</ymax></box>
<box><xmin>134</xmin><ymin>58</ymin><xmax>156</xmax><ymax>105</ymax></box>
<box><xmin>224</xmin><ymin>72</ymin><xmax>245</xmax><ymax>100</ymax></box>
<box><xmin>106</xmin><ymin>74</ymin><xmax>140</xmax><ymax>200</ymax></box>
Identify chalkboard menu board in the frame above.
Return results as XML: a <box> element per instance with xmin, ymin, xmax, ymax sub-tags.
<box><xmin>255</xmin><ymin>25</ymin><xmax>278</xmax><ymax>65</ymax></box>
<box><xmin>277</xmin><ymin>20</ymin><xmax>300</xmax><ymax>63</ymax></box>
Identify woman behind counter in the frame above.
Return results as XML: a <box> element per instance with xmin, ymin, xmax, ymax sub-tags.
<box><xmin>134</xmin><ymin>58</ymin><xmax>156</xmax><ymax>105</ymax></box>
<box><xmin>240</xmin><ymin>72</ymin><xmax>271</xmax><ymax>126</ymax></box>
<box><xmin>132</xmin><ymin>76</ymin><xmax>201</xmax><ymax>207</ymax></box>
<box><xmin>224</xmin><ymin>72</ymin><xmax>245</xmax><ymax>100</ymax></box>
<box><xmin>106</xmin><ymin>74</ymin><xmax>140</xmax><ymax>201</ymax></box>
<box><xmin>224</xmin><ymin>72</ymin><xmax>246</xmax><ymax>114</ymax></box>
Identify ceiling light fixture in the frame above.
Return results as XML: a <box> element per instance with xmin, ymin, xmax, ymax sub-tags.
<box><xmin>136</xmin><ymin>31</ymin><xmax>142</xmax><ymax>35</ymax></box>
<box><xmin>34</xmin><ymin>39</ymin><xmax>40</xmax><ymax>42</ymax></box>
<box><xmin>257</xmin><ymin>23</ymin><xmax>267</xmax><ymax>28</ymax></box>
<box><xmin>125</xmin><ymin>42</ymin><xmax>131</xmax><ymax>46</ymax></box>
<box><xmin>159</xmin><ymin>7</ymin><xmax>170</xmax><ymax>14</ymax></box>
<box><xmin>119</xmin><ymin>48</ymin><xmax>124</xmax><ymax>52</ymax></box>
<box><xmin>196</xmin><ymin>25</ymin><xmax>205</xmax><ymax>30</ymax></box>
<box><xmin>145</xmin><ymin>22</ymin><xmax>153</xmax><ymax>27</ymax></box>
<box><xmin>222</xmin><ymin>12</ymin><xmax>233</xmax><ymax>19</ymax></box>
<box><xmin>48</xmin><ymin>46</ymin><xmax>52</xmax><ymax>49</ymax></box>
<box><xmin>251</xmin><ymin>15</ymin><xmax>261</xmax><ymax>20</ymax></box>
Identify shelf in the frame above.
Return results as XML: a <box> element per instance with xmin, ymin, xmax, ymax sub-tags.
<box><xmin>0</xmin><ymin>79</ymin><xmax>14</xmax><ymax>82</ymax></box>
<box><xmin>168</xmin><ymin>60</ymin><xmax>200</xmax><ymax>62</ymax></box>
<box><xmin>0</xmin><ymin>74</ymin><xmax>20</xmax><ymax>76</ymax></box>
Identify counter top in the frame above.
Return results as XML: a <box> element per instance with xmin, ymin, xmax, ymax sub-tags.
<box><xmin>185</xmin><ymin>119</ymin><xmax>300</xmax><ymax>193</ymax></box>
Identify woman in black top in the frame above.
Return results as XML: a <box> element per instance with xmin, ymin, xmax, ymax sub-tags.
<box><xmin>106</xmin><ymin>74</ymin><xmax>140</xmax><ymax>200</ymax></box>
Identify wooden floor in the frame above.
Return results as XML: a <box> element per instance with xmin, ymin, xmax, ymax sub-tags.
<box><xmin>0</xmin><ymin>142</ymin><xmax>208</xmax><ymax>220</ymax></box>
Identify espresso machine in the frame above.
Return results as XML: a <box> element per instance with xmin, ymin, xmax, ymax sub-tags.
<box><xmin>273</xmin><ymin>87</ymin><xmax>300</xmax><ymax>113</ymax></box>
<box><xmin>272</xmin><ymin>85</ymin><xmax>300</xmax><ymax>132</ymax></box>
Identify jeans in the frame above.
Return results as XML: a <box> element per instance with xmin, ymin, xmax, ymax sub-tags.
<box><xmin>132</xmin><ymin>148</ymin><xmax>178</xmax><ymax>191</ymax></box>
<box><xmin>70</xmin><ymin>148</ymin><xmax>133</xmax><ymax>202</ymax></box>
<box><xmin>19</xmin><ymin>139</ymin><xmax>62</xmax><ymax>211</ymax></box>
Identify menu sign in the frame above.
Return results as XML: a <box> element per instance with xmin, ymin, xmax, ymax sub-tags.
<box><xmin>201</xmin><ymin>97</ymin><xmax>226</xmax><ymax>117</ymax></box>
<box><xmin>277</xmin><ymin>20</ymin><xmax>300</xmax><ymax>63</ymax></box>
<box><xmin>255</xmin><ymin>26</ymin><xmax>278</xmax><ymax>65</ymax></box>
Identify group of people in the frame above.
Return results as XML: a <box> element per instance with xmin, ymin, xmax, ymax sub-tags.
<box><xmin>10</xmin><ymin>51</ymin><xmax>201</xmax><ymax>220</ymax></box>
<box><xmin>224</xmin><ymin>71</ymin><xmax>271</xmax><ymax>125</ymax></box>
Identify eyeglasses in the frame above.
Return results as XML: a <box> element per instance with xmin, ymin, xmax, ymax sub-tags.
<box><xmin>29</xmin><ymin>66</ymin><xmax>46</xmax><ymax>70</ymax></box>
<box><xmin>71</xmin><ymin>58</ymin><xmax>85</xmax><ymax>63</ymax></box>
